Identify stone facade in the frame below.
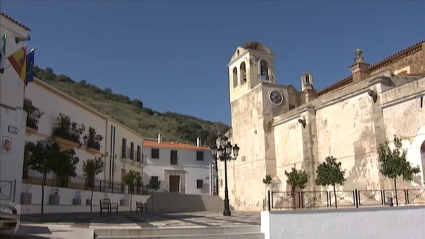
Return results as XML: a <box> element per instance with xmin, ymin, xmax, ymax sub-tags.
<box><xmin>218</xmin><ymin>40</ymin><xmax>425</xmax><ymax>211</ymax></box>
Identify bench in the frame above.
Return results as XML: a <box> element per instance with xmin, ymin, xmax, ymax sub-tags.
<box><xmin>136</xmin><ymin>201</ymin><xmax>147</xmax><ymax>213</ymax></box>
<box><xmin>99</xmin><ymin>198</ymin><xmax>118</xmax><ymax>214</ymax></box>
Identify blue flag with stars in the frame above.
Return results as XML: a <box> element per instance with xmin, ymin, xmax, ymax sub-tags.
<box><xmin>25</xmin><ymin>48</ymin><xmax>35</xmax><ymax>86</ymax></box>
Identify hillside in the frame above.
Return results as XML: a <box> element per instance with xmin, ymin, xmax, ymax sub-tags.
<box><xmin>33</xmin><ymin>66</ymin><xmax>230</xmax><ymax>146</ymax></box>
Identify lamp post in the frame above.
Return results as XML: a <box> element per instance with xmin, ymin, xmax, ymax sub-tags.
<box><xmin>210</xmin><ymin>134</ymin><xmax>239</xmax><ymax>216</ymax></box>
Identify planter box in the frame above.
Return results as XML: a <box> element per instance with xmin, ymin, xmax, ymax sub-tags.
<box><xmin>20</xmin><ymin>192</ymin><xmax>32</xmax><ymax>205</ymax></box>
<box><xmin>49</xmin><ymin>194</ymin><xmax>60</xmax><ymax>205</ymax></box>
<box><xmin>73</xmin><ymin>198</ymin><xmax>81</xmax><ymax>205</ymax></box>
<box><xmin>86</xmin><ymin>199</ymin><xmax>92</xmax><ymax>206</ymax></box>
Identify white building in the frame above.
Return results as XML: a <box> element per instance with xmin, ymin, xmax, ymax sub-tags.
<box><xmin>0</xmin><ymin>12</ymin><xmax>149</xmax><ymax>214</ymax></box>
<box><xmin>0</xmin><ymin>12</ymin><xmax>31</xmax><ymax>214</ymax></box>
<box><xmin>143</xmin><ymin>134</ymin><xmax>215</xmax><ymax>195</ymax></box>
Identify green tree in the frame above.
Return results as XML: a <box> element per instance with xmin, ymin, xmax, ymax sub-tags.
<box><xmin>26</xmin><ymin>137</ymin><xmax>79</xmax><ymax>215</ymax></box>
<box><xmin>147</xmin><ymin>178</ymin><xmax>161</xmax><ymax>211</ymax></box>
<box><xmin>82</xmin><ymin>156</ymin><xmax>105</xmax><ymax>213</ymax></box>
<box><xmin>285</xmin><ymin>167</ymin><xmax>309</xmax><ymax>209</ymax></box>
<box><xmin>315</xmin><ymin>156</ymin><xmax>346</xmax><ymax>209</ymax></box>
<box><xmin>378</xmin><ymin>135</ymin><xmax>420</xmax><ymax>205</ymax></box>
<box><xmin>123</xmin><ymin>170</ymin><xmax>143</xmax><ymax>194</ymax></box>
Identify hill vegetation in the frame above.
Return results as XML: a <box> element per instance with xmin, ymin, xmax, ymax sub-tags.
<box><xmin>33</xmin><ymin>66</ymin><xmax>230</xmax><ymax>146</ymax></box>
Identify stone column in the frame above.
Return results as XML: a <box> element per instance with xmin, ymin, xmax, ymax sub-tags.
<box><xmin>299</xmin><ymin>106</ymin><xmax>317</xmax><ymax>192</ymax></box>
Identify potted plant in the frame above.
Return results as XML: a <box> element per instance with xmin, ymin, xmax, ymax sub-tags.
<box><xmin>73</xmin><ymin>191</ymin><xmax>82</xmax><ymax>205</ymax></box>
<box><xmin>49</xmin><ymin>188</ymin><xmax>60</xmax><ymax>205</ymax></box>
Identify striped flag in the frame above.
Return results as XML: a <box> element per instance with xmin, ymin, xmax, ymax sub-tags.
<box><xmin>7</xmin><ymin>45</ymin><xmax>27</xmax><ymax>82</ymax></box>
<box><xmin>0</xmin><ymin>31</ymin><xmax>6</xmax><ymax>74</ymax></box>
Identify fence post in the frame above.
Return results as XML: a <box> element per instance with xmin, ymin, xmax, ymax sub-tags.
<box><xmin>267</xmin><ymin>190</ymin><xmax>271</xmax><ymax>211</ymax></box>
<box><xmin>354</xmin><ymin>189</ymin><xmax>358</xmax><ymax>208</ymax></box>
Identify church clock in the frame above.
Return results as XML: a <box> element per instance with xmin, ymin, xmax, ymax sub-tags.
<box><xmin>269</xmin><ymin>90</ymin><xmax>283</xmax><ymax>105</ymax></box>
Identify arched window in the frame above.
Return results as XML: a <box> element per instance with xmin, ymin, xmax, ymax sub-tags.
<box><xmin>260</xmin><ymin>60</ymin><xmax>269</xmax><ymax>80</ymax></box>
<box><xmin>232</xmin><ymin>67</ymin><xmax>238</xmax><ymax>88</ymax></box>
<box><xmin>421</xmin><ymin>141</ymin><xmax>425</xmax><ymax>181</ymax></box>
<box><xmin>240</xmin><ymin>62</ymin><xmax>246</xmax><ymax>84</ymax></box>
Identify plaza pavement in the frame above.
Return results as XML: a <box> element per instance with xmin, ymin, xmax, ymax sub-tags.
<box><xmin>19</xmin><ymin>211</ymin><xmax>261</xmax><ymax>229</ymax></box>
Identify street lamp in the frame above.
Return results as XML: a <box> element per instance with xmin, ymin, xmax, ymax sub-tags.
<box><xmin>210</xmin><ymin>133</ymin><xmax>239</xmax><ymax>216</ymax></box>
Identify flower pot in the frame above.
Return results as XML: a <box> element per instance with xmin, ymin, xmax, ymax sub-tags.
<box><xmin>20</xmin><ymin>192</ymin><xmax>32</xmax><ymax>205</ymax></box>
<box><xmin>49</xmin><ymin>194</ymin><xmax>60</xmax><ymax>205</ymax></box>
<box><xmin>73</xmin><ymin>198</ymin><xmax>81</xmax><ymax>205</ymax></box>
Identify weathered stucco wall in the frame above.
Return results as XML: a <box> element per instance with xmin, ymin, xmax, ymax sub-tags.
<box><xmin>274</xmin><ymin>118</ymin><xmax>303</xmax><ymax>191</ymax></box>
<box><xmin>381</xmin><ymin>77</ymin><xmax>425</xmax><ymax>188</ymax></box>
<box><xmin>225</xmin><ymin>85</ymin><xmax>268</xmax><ymax>210</ymax></box>
<box><xmin>315</xmin><ymin>92</ymin><xmax>381</xmax><ymax>191</ymax></box>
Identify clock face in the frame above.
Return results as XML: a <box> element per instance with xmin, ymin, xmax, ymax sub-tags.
<box><xmin>270</xmin><ymin>90</ymin><xmax>283</xmax><ymax>105</ymax></box>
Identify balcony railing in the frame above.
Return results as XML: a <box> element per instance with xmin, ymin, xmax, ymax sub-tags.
<box><xmin>22</xmin><ymin>175</ymin><xmax>149</xmax><ymax>195</ymax></box>
<box><xmin>52</xmin><ymin>126</ymin><xmax>81</xmax><ymax>143</ymax></box>
<box><xmin>86</xmin><ymin>139</ymin><xmax>100</xmax><ymax>151</ymax></box>
<box><xmin>26</xmin><ymin>115</ymin><xmax>39</xmax><ymax>130</ymax></box>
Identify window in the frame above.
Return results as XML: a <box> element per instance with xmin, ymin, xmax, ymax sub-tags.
<box><xmin>137</xmin><ymin>145</ymin><xmax>141</xmax><ymax>162</ymax></box>
<box><xmin>170</xmin><ymin>150</ymin><xmax>178</xmax><ymax>165</ymax></box>
<box><xmin>151</xmin><ymin>176</ymin><xmax>159</xmax><ymax>184</ymax></box>
<box><xmin>196</xmin><ymin>151</ymin><xmax>204</xmax><ymax>161</ymax></box>
<box><xmin>122</xmin><ymin>138</ymin><xmax>127</xmax><ymax>158</ymax></box>
<box><xmin>151</xmin><ymin>148</ymin><xmax>159</xmax><ymax>159</ymax></box>
<box><xmin>197</xmin><ymin>180</ymin><xmax>203</xmax><ymax>189</ymax></box>
<box><xmin>130</xmin><ymin>142</ymin><xmax>134</xmax><ymax>160</ymax></box>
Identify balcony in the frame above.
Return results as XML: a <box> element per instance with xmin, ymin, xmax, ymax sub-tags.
<box><xmin>83</xmin><ymin>130</ymin><xmax>103</xmax><ymax>154</ymax></box>
<box><xmin>52</xmin><ymin>113</ymin><xmax>85</xmax><ymax>149</ymax></box>
<box><xmin>23</xmin><ymin>101</ymin><xmax>44</xmax><ymax>133</ymax></box>
<box><xmin>120</xmin><ymin>147</ymin><xmax>145</xmax><ymax>166</ymax></box>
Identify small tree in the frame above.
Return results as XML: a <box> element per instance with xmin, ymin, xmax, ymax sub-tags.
<box><xmin>262</xmin><ymin>175</ymin><xmax>272</xmax><ymax>209</ymax></box>
<box><xmin>147</xmin><ymin>178</ymin><xmax>161</xmax><ymax>211</ymax></box>
<box><xmin>82</xmin><ymin>156</ymin><xmax>105</xmax><ymax>213</ymax></box>
<box><xmin>315</xmin><ymin>156</ymin><xmax>346</xmax><ymax>208</ymax></box>
<box><xmin>378</xmin><ymin>135</ymin><xmax>420</xmax><ymax>205</ymax></box>
<box><xmin>123</xmin><ymin>170</ymin><xmax>143</xmax><ymax>194</ymax></box>
<box><xmin>285</xmin><ymin>167</ymin><xmax>309</xmax><ymax>209</ymax></box>
<box><xmin>26</xmin><ymin>137</ymin><xmax>79</xmax><ymax>215</ymax></box>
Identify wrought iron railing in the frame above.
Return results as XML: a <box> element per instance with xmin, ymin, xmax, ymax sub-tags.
<box><xmin>268</xmin><ymin>188</ymin><xmax>425</xmax><ymax>211</ymax></box>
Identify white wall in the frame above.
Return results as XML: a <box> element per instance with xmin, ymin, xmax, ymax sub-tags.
<box><xmin>24</xmin><ymin>80</ymin><xmax>107</xmax><ymax>178</ymax></box>
<box><xmin>0</xmin><ymin>15</ymin><xmax>31</xmax><ymax>212</ymax></box>
<box><xmin>106</xmin><ymin>120</ymin><xmax>145</xmax><ymax>186</ymax></box>
<box><xmin>143</xmin><ymin>143</ymin><xmax>214</xmax><ymax>195</ymax></box>
<box><xmin>21</xmin><ymin>184</ymin><xmax>150</xmax><ymax>214</ymax></box>
<box><xmin>261</xmin><ymin>206</ymin><xmax>425</xmax><ymax>239</ymax></box>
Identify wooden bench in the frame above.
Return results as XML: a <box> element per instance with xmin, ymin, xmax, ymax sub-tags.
<box><xmin>99</xmin><ymin>198</ymin><xmax>118</xmax><ymax>214</ymax></box>
<box><xmin>136</xmin><ymin>201</ymin><xmax>147</xmax><ymax>213</ymax></box>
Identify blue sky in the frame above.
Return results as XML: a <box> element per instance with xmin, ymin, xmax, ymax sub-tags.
<box><xmin>2</xmin><ymin>1</ymin><xmax>424</xmax><ymax>125</ymax></box>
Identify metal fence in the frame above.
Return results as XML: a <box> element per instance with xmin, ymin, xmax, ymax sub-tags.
<box><xmin>23</xmin><ymin>175</ymin><xmax>149</xmax><ymax>195</ymax></box>
<box><xmin>268</xmin><ymin>189</ymin><xmax>425</xmax><ymax>210</ymax></box>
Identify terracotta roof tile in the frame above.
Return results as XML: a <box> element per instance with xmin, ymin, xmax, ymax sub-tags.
<box><xmin>317</xmin><ymin>40</ymin><xmax>424</xmax><ymax>96</ymax></box>
<box><xmin>143</xmin><ymin>140</ymin><xmax>210</xmax><ymax>151</ymax></box>
<box><xmin>0</xmin><ymin>12</ymin><xmax>31</xmax><ymax>31</ymax></box>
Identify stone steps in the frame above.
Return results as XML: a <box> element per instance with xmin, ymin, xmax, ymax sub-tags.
<box><xmin>146</xmin><ymin>193</ymin><xmax>233</xmax><ymax>213</ymax></box>
<box><xmin>95</xmin><ymin>225</ymin><xmax>264</xmax><ymax>239</ymax></box>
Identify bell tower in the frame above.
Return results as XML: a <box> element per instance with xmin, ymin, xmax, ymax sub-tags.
<box><xmin>228</xmin><ymin>41</ymin><xmax>276</xmax><ymax>102</ymax></box>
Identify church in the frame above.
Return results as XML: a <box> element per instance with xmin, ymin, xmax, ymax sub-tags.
<box><xmin>216</xmin><ymin>40</ymin><xmax>425</xmax><ymax>211</ymax></box>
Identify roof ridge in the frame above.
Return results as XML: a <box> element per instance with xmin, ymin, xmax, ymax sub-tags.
<box><xmin>0</xmin><ymin>12</ymin><xmax>31</xmax><ymax>31</ymax></box>
<box><xmin>317</xmin><ymin>40</ymin><xmax>424</xmax><ymax>96</ymax></box>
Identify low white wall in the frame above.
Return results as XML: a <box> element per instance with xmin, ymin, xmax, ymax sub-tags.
<box><xmin>261</xmin><ymin>206</ymin><xmax>425</xmax><ymax>239</ymax></box>
<box><xmin>21</xmin><ymin>184</ymin><xmax>150</xmax><ymax>214</ymax></box>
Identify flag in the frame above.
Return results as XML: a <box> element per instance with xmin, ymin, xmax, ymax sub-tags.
<box><xmin>7</xmin><ymin>45</ymin><xmax>27</xmax><ymax>82</ymax></box>
<box><xmin>25</xmin><ymin>48</ymin><xmax>35</xmax><ymax>86</ymax></box>
<box><xmin>0</xmin><ymin>31</ymin><xmax>7</xmax><ymax>74</ymax></box>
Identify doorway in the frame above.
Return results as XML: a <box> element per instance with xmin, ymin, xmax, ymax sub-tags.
<box><xmin>169</xmin><ymin>175</ymin><xmax>180</xmax><ymax>192</ymax></box>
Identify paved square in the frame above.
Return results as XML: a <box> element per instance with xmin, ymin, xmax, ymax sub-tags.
<box><xmin>20</xmin><ymin>211</ymin><xmax>261</xmax><ymax>229</ymax></box>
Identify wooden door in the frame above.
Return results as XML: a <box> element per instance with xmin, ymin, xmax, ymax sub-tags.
<box><xmin>169</xmin><ymin>175</ymin><xmax>180</xmax><ymax>192</ymax></box>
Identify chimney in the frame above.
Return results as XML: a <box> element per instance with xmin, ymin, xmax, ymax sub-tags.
<box><xmin>349</xmin><ymin>48</ymin><xmax>370</xmax><ymax>83</ymax></box>
<box><xmin>157</xmin><ymin>133</ymin><xmax>162</xmax><ymax>143</ymax></box>
<box><xmin>196</xmin><ymin>137</ymin><xmax>201</xmax><ymax>147</ymax></box>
